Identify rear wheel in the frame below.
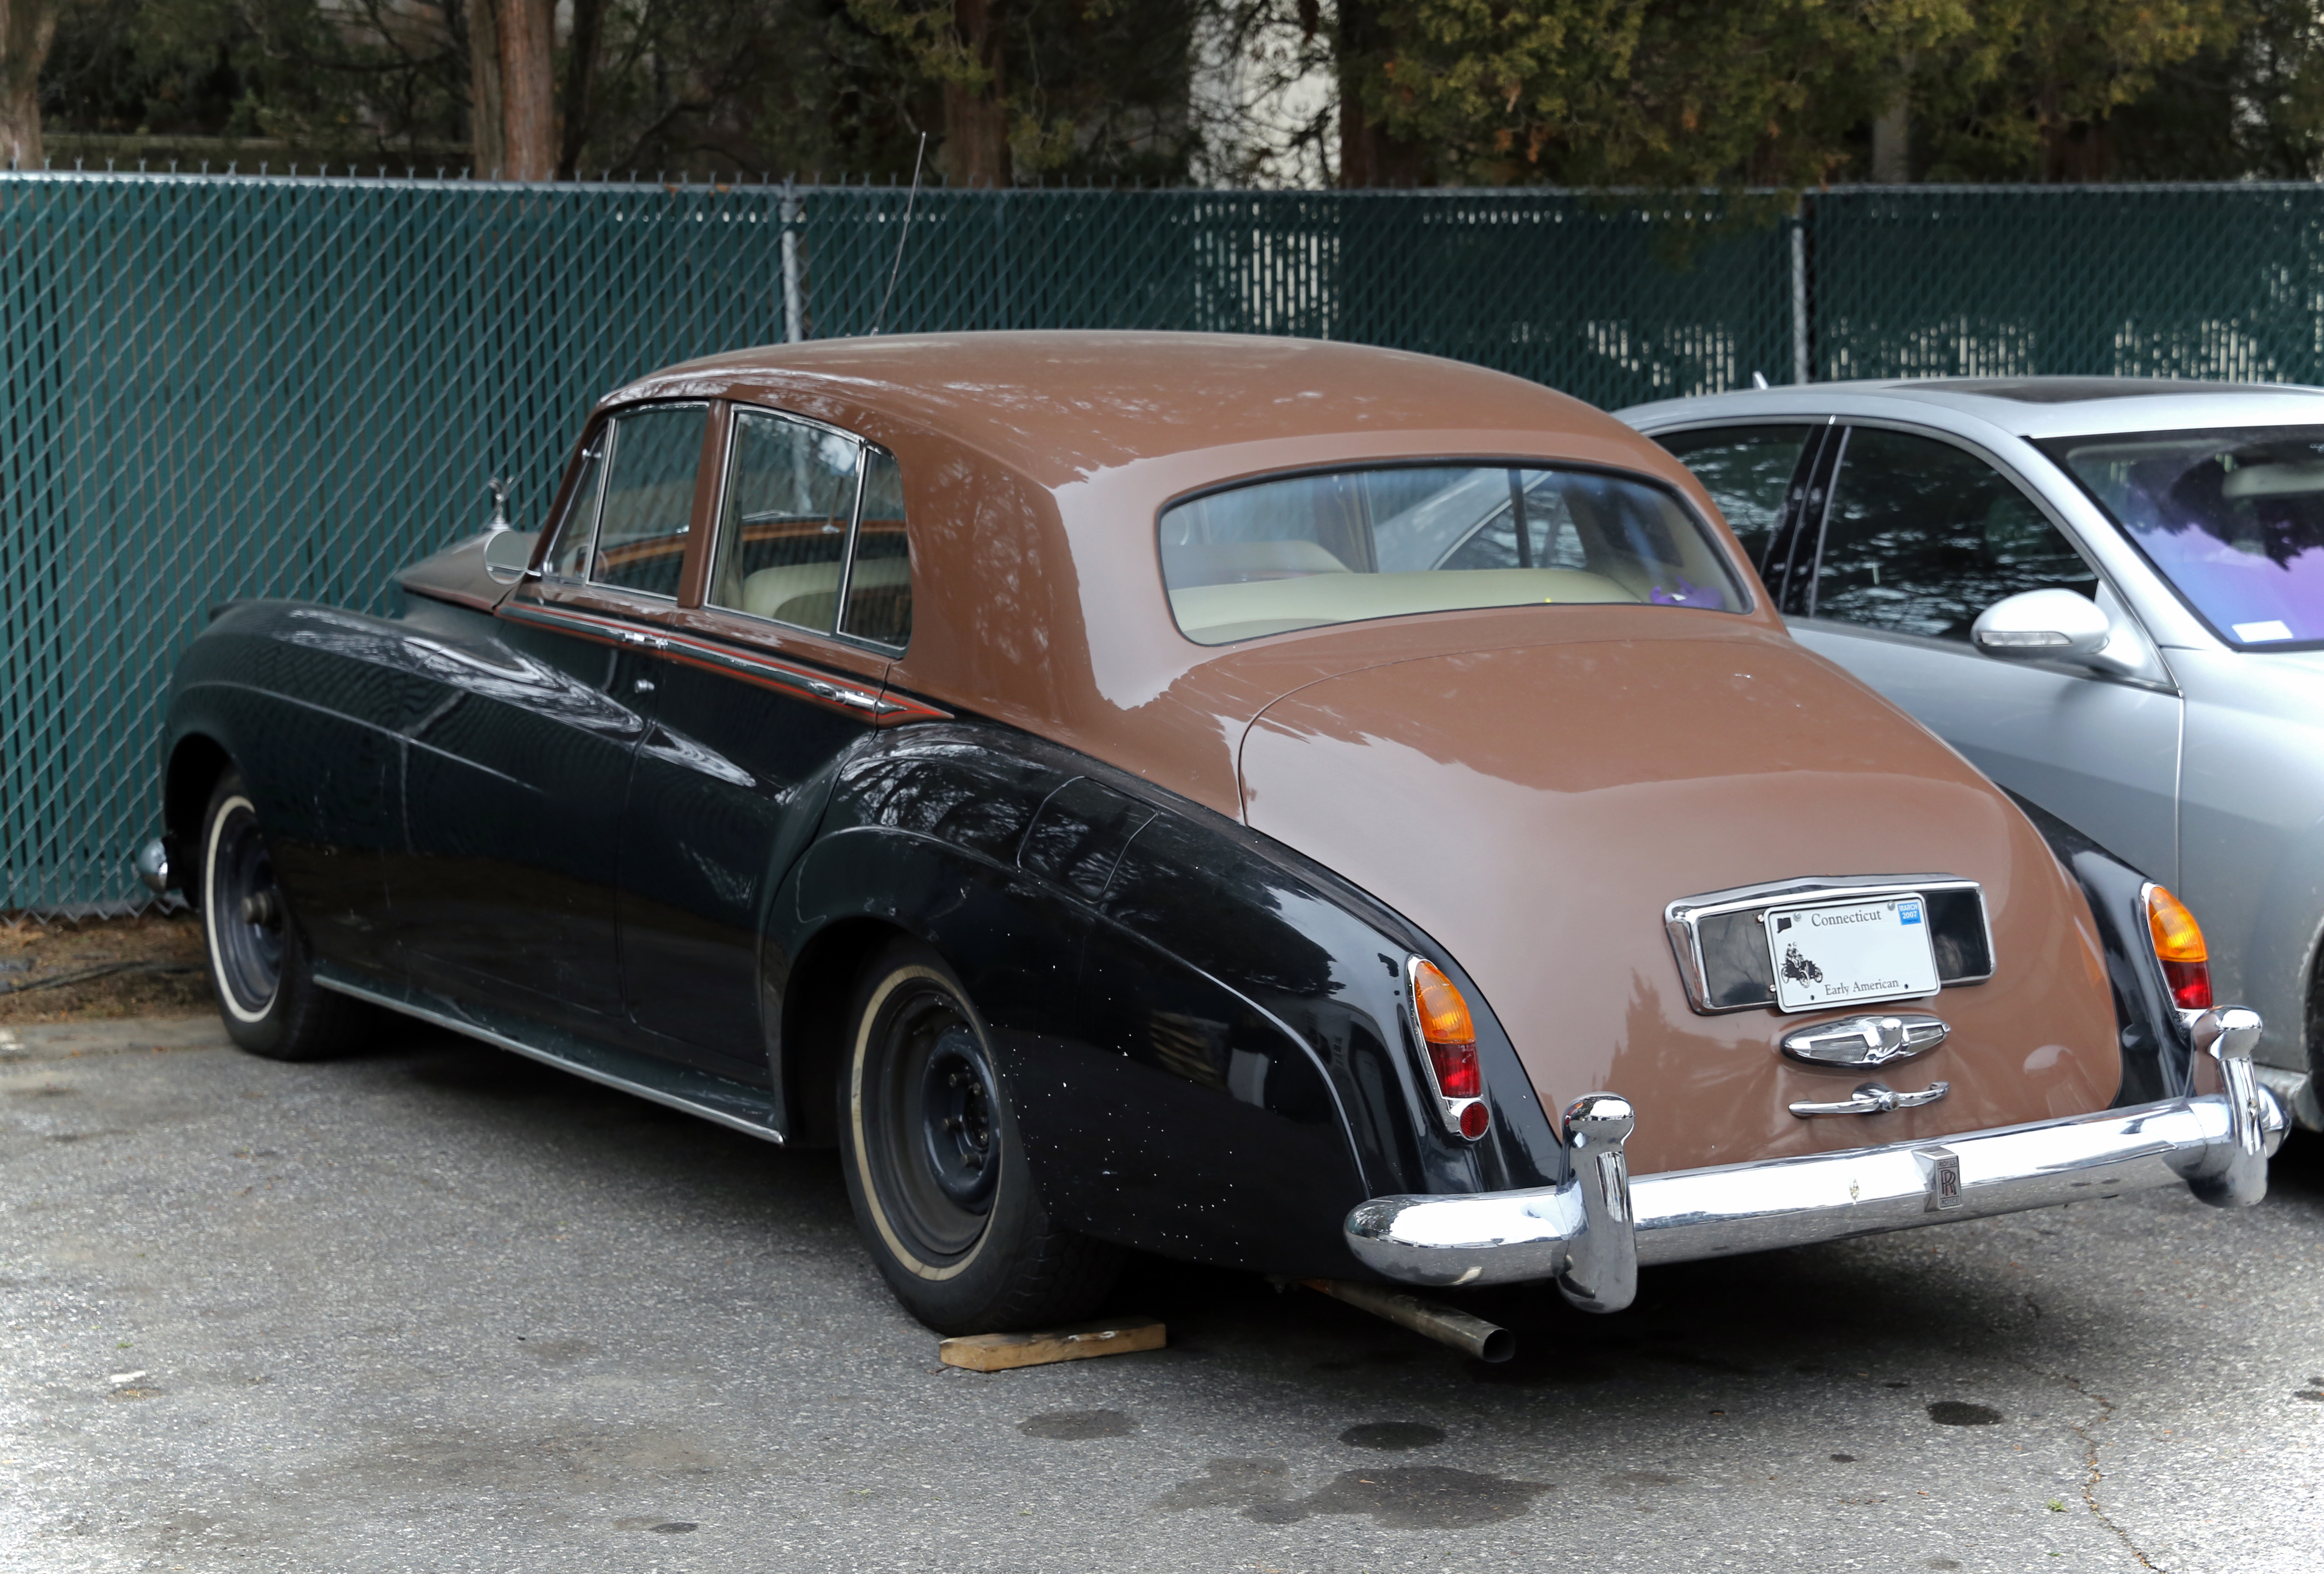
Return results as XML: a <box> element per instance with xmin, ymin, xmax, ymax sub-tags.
<box><xmin>198</xmin><ymin>771</ymin><xmax>371</xmax><ymax>1061</ymax></box>
<box><xmin>839</xmin><ymin>938</ymin><xmax>1121</xmax><ymax>1334</ymax></box>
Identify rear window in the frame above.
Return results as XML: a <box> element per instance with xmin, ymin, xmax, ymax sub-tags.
<box><xmin>1159</xmin><ymin>464</ymin><xmax>1748</xmax><ymax>645</ymax></box>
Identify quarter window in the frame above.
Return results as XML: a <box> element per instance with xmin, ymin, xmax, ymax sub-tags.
<box><xmin>1814</xmin><ymin>427</ymin><xmax>2095</xmax><ymax>641</ymax></box>
<box><xmin>1652</xmin><ymin>424</ymin><xmax>1816</xmax><ymax>571</ymax></box>
<box><xmin>843</xmin><ymin>448</ymin><xmax>912</xmax><ymax>648</ymax></box>
<box><xmin>589</xmin><ymin>404</ymin><xmax>707</xmax><ymax>599</ymax></box>
<box><xmin>706</xmin><ymin>409</ymin><xmax>862</xmax><ymax>633</ymax></box>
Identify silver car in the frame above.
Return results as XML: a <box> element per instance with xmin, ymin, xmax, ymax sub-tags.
<box><xmin>1619</xmin><ymin>377</ymin><xmax>2324</xmax><ymax>1132</ymax></box>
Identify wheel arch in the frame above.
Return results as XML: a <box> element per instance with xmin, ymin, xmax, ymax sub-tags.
<box><xmin>775</xmin><ymin>913</ymin><xmax>919</xmax><ymax>1149</ymax></box>
<box><xmin>162</xmin><ymin>732</ymin><xmax>235</xmax><ymax>906</ymax></box>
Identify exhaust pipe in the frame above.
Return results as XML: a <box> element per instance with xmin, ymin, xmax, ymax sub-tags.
<box><xmin>1303</xmin><ymin>1278</ymin><xmax>1514</xmax><ymax>1363</ymax></box>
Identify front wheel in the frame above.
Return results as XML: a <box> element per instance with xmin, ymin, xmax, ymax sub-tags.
<box><xmin>838</xmin><ymin>939</ymin><xmax>1121</xmax><ymax>1333</ymax></box>
<box><xmin>198</xmin><ymin>771</ymin><xmax>371</xmax><ymax>1061</ymax></box>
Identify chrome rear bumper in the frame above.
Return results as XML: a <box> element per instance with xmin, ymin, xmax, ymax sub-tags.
<box><xmin>1346</xmin><ymin>1007</ymin><xmax>2286</xmax><ymax>1313</ymax></box>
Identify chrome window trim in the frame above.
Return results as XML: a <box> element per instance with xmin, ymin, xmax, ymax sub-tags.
<box><xmin>581</xmin><ymin>400</ymin><xmax>711</xmax><ymax>604</ymax></box>
<box><xmin>540</xmin><ymin>421</ymin><xmax>614</xmax><ymax>588</ymax></box>
<box><xmin>1663</xmin><ymin>874</ymin><xmax>1993</xmax><ymax>1016</ymax></box>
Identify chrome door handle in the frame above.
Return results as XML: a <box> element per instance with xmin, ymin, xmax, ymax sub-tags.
<box><xmin>1790</xmin><ymin>1080</ymin><xmax>1950</xmax><ymax>1118</ymax></box>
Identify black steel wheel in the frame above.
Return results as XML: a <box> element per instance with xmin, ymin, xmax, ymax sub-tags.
<box><xmin>198</xmin><ymin>770</ymin><xmax>371</xmax><ymax>1061</ymax></box>
<box><xmin>839</xmin><ymin>938</ymin><xmax>1122</xmax><ymax>1333</ymax></box>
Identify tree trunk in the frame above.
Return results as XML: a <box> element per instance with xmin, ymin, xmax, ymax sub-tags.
<box><xmin>467</xmin><ymin>0</ymin><xmax>506</xmax><ymax>177</ymax></box>
<box><xmin>939</xmin><ymin>0</ymin><xmax>1009</xmax><ymax>188</ymax></box>
<box><xmin>0</xmin><ymin>0</ymin><xmax>57</xmax><ymax>172</ymax></box>
<box><xmin>558</xmin><ymin>0</ymin><xmax>610</xmax><ymax>180</ymax></box>
<box><xmin>1334</xmin><ymin>0</ymin><xmax>1428</xmax><ymax>188</ymax></box>
<box><xmin>498</xmin><ymin>0</ymin><xmax>556</xmax><ymax>181</ymax></box>
<box><xmin>1871</xmin><ymin>98</ymin><xmax>1909</xmax><ymax>181</ymax></box>
<box><xmin>1871</xmin><ymin>53</ymin><xmax>1912</xmax><ymax>182</ymax></box>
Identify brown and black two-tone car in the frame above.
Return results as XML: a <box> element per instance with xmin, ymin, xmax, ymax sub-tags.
<box><xmin>143</xmin><ymin>333</ymin><xmax>2286</xmax><ymax>1334</ymax></box>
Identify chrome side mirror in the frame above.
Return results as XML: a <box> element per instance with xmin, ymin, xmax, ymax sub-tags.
<box><xmin>1971</xmin><ymin>589</ymin><xmax>2114</xmax><ymax>664</ymax></box>
<box><xmin>482</xmin><ymin>528</ymin><xmax>541</xmax><ymax>584</ymax></box>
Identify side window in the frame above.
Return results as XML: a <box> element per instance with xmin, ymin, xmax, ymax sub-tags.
<box><xmin>706</xmin><ymin>409</ymin><xmax>861</xmax><ymax>633</ymax></box>
<box><xmin>842</xmin><ymin>447</ymin><xmax>912</xmax><ymax>649</ymax></box>
<box><xmin>1652</xmin><ymin>424</ymin><xmax>1816</xmax><ymax>571</ymax></box>
<box><xmin>587</xmin><ymin>405</ymin><xmax>706</xmax><ymax>599</ymax></box>
<box><xmin>547</xmin><ymin>428</ymin><xmax>609</xmax><ymax>580</ymax></box>
<box><xmin>1814</xmin><ymin>427</ymin><xmax>2095</xmax><ymax>641</ymax></box>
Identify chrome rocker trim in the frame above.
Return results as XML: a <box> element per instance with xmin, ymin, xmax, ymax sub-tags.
<box><xmin>1346</xmin><ymin>1007</ymin><xmax>2284</xmax><ymax>1314</ymax></box>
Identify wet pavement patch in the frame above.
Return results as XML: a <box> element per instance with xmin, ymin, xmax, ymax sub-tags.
<box><xmin>1339</xmin><ymin>1421</ymin><xmax>1444</xmax><ymax>1451</ymax></box>
<box><xmin>1926</xmin><ymin>1402</ymin><xmax>2002</xmax><ymax>1426</ymax></box>
<box><xmin>1019</xmin><ymin>1409</ymin><xmax>1137</xmax><ymax>1440</ymax></box>
<box><xmin>648</xmin><ymin>1523</ymin><xmax>696</xmax><ymax>1534</ymax></box>
<box><xmin>1830</xmin><ymin>1453</ymin><xmax>1857</xmax><ymax>1462</ymax></box>
<box><xmin>1161</xmin><ymin>1459</ymin><xmax>1547</xmax><ymax>1528</ymax></box>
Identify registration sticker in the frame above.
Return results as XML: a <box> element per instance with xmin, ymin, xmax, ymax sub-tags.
<box><xmin>1765</xmin><ymin>895</ymin><xmax>1941</xmax><ymax>1013</ymax></box>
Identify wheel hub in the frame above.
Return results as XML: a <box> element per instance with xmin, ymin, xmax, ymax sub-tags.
<box><xmin>919</xmin><ymin>1026</ymin><xmax>1000</xmax><ymax>1210</ymax></box>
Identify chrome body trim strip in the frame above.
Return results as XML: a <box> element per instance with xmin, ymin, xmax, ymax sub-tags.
<box><xmin>1663</xmin><ymin>873</ymin><xmax>1992</xmax><ymax>1015</ymax></box>
<box><xmin>313</xmin><ymin>964</ymin><xmax>785</xmax><ymax>1144</ymax></box>
<box><xmin>1345</xmin><ymin>1006</ymin><xmax>2283</xmax><ymax>1300</ymax></box>
<box><xmin>496</xmin><ymin>599</ymin><xmax>945</xmax><ymax>722</ymax></box>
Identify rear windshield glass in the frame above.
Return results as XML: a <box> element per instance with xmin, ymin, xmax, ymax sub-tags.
<box><xmin>1159</xmin><ymin>464</ymin><xmax>1747</xmax><ymax>645</ymax></box>
<box><xmin>2038</xmin><ymin>425</ymin><xmax>2324</xmax><ymax>647</ymax></box>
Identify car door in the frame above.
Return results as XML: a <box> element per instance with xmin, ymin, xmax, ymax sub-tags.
<box><xmin>613</xmin><ymin>403</ymin><xmax>913</xmax><ymax>1080</ymax></box>
<box><xmin>1784</xmin><ymin>423</ymin><xmax>2184</xmax><ymax>886</ymax></box>
<box><xmin>393</xmin><ymin>402</ymin><xmax>704</xmax><ymax>1025</ymax></box>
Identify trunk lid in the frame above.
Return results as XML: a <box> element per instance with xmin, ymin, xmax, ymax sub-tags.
<box><xmin>1238</xmin><ymin>626</ymin><xmax>2121</xmax><ymax>1176</ymax></box>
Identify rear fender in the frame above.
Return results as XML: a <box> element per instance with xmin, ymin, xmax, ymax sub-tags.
<box><xmin>769</xmin><ymin>723</ymin><xmax>1566</xmax><ymax>1276</ymax></box>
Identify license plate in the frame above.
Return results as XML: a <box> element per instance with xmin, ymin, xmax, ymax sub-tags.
<box><xmin>1765</xmin><ymin>894</ymin><xmax>1940</xmax><ymax>1013</ymax></box>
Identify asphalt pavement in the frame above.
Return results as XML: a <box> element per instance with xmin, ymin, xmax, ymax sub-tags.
<box><xmin>3</xmin><ymin>1011</ymin><xmax>2319</xmax><ymax>1573</ymax></box>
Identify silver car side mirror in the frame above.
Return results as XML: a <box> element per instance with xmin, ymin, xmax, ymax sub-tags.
<box><xmin>1971</xmin><ymin>589</ymin><xmax>2116</xmax><ymax>665</ymax></box>
<box><xmin>482</xmin><ymin>528</ymin><xmax>541</xmax><ymax>584</ymax></box>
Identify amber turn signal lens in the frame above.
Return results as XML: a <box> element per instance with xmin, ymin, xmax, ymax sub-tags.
<box><xmin>2145</xmin><ymin>885</ymin><xmax>2214</xmax><ymax>1011</ymax></box>
<box><xmin>1412</xmin><ymin>959</ymin><xmax>1485</xmax><ymax>1105</ymax></box>
<box><xmin>1411</xmin><ymin>959</ymin><xmax>1477</xmax><ymax>1046</ymax></box>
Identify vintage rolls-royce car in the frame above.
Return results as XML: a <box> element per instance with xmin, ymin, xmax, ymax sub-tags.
<box><xmin>144</xmin><ymin>333</ymin><xmax>2285</xmax><ymax>1333</ymax></box>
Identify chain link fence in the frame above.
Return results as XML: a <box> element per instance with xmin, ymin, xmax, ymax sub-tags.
<box><xmin>6</xmin><ymin>172</ymin><xmax>2324</xmax><ymax>913</ymax></box>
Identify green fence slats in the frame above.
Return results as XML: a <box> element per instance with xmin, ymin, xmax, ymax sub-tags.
<box><xmin>4</xmin><ymin>173</ymin><xmax>2323</xmax><ymax>912</ymax></box>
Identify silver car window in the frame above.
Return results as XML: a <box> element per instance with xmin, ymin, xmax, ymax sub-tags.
<box><xmin>1814</xmin><ymin>427</ymin><xmax>2096</xmax><ymax>641</ymax></box>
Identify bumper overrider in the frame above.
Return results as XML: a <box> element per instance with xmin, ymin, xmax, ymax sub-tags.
<box><xmin>1346</xmin><ymin>1008</ymin><xmax>2287</xmax><ymax>1314</ymax></box>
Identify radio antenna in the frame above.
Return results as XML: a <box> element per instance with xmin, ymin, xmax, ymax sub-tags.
<box><xmin>869</xmin><ymin>132</ymin><xmax>928</xmax><ymax>337</ymax></box>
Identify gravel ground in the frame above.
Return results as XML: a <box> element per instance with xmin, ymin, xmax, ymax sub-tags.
<box><xmin>1</xmin><ymin>1011</ymin><xmax>2318</xmax><ymax>1574</ymax></box>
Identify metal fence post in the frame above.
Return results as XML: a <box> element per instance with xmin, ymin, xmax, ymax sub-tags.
<box><xmin>1790</xmin><ymin>197</ymin><xmax>1811</xmax><ymax>384</ymax></box>
<box><xmin>780</xmin><ymin>184</ymin><xmax>805</xmax><ymax>343</ymax></box>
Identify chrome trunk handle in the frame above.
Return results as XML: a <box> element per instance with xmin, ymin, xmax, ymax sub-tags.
<box><xmin>1789</xmin><ymin>1080</ymin><xmax>1950</xmax><ymax>1118</ymax></box>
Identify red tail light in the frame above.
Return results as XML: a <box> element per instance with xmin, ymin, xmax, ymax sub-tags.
<box><xmin>1409</xmin><ymin>958</ymin><xmax>1490</xmax><ymax>1139</ymax></box>
<box><xmin>2145</xmin><ymin>885</ymin><xmax>2213</xmax><ymax>1011</ymax></box>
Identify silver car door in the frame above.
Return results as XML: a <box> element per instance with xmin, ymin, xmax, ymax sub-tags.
<box><xmin>1786</xmin><ymin>423</ymin><xmax>2184</xmax><ymax>886</ymax></box>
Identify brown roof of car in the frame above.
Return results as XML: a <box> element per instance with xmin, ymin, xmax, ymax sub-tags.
<box><xmin>624</xmin><ymin>330</ymin><xmax>1652</xmax><ymax>484</ymax></box>
<box><xmin>605</xmin><ymin>330</ymin><xmax>1772</xmax><ymax>821</ymax></box>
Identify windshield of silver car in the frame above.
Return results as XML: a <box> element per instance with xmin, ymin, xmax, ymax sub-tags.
<box><xmin>2040</xmin><ymin>426</ymin><xmax>2324</xmax><ymax>647</ymax></box>
<box><xmin>1159</xmin><ymin>464</ymin><xmax>1747</xmax><ymax>644</ymax></box>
